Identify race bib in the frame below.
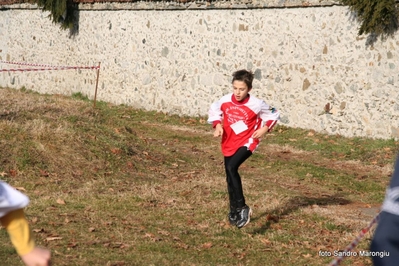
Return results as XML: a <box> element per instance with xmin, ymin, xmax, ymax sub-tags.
<box><xmin>230</xmin><ymin>120</ymin><xmax>248</xmax><ymax>135</ymax></box>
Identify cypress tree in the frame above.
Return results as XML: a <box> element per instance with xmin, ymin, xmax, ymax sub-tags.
<box><xmin>340</xmin><ymin>0</ymin><xmax>399</xmax><ymax>39</ymax></box>
<box><xmin>35</xmin><ymin>0</ymin><xmax>75</xmax><ymax>29</ymax></box>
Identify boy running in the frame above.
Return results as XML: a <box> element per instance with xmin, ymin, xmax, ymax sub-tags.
<box><xmin>208</xmin><ymin>69</ymin><xmax>280</xmax><ymax>228</ymax></box>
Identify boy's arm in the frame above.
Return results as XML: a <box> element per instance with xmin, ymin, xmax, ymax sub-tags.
<box><xmin>264</xmin><ymin>119</ymin><xmax>278</xmax><ymax>132</ymax></box>
<box><xmin>0</xmin><ymin>208</ymin><xmax>35</xmax><ymax>256</ymax></box>
<box><xmin>208</xmin><ymin>100</ymin><xmax>224</xmax><ymax>137</ymax></box>
<box><xmin>1</xmin><ymin>209</ymin><xmax>51</xmax><ymax>266</ymax></box>
<box><xmin>213</xmin><ymin>123</ymin><xmax>223</xmax><ymax>137</ymax></box>
<box><xmin>260</xmin><ymin>103</ymin><xmax>280</xmax><ymax>132</ymax></box>
<box><xmin>207</xmin><ymin>101</ymin><xmax>223</xmax><ymax>125</ymax></box>
<box><xmin>212</xmin><ymin>120</ymin><xmax>221</xmax><ymax>128</ymax></box>
<box><xmin>252</xmin><ymin>104</ymin><xmax>280</xmax><ymax>139</ymax></box>
<box><xmin>0</xmin><ymin>182</ymin><xmax>51</xmax><ymax>265</ymax></box>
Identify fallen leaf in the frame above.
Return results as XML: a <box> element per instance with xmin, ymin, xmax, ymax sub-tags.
<box><xmin>111</xmin><ymin>148</ymin><xmax>121</xmax><ymax>154</ymax></box>
<box><xmin>46</xmin><ymin>237</ymin><xmax>63</xmax><ymax>241</ymax></box>
<box><xmin>68</xmin><ymin>242</ymin><xmax>78</xmax><ymax>248</ymax></box>
<box><xmin>9</xmin><ymin>169</ymin><xmax>17</xmax><ymax>177</ymax></box>
<box><xmin>39</xmin><ymin>169</ymin><xmax>49</xmax><ymax>177</ymax></box>
<box><xmin>175</xmin><ymin>242</ymin><xmax>189</xmax><ymax>249</ymax></box>
<box><xmin>236</xmin><ymin>252</ymin><xmax>247</xmax><ymax>260</ymax></box>
<box><xmin>56</xmin><ymin>198</ymin><xmax>66</xmax><ymax>205</ymax></box>
<box><xmin>260</xmin><ymin>238</ymin><xmax>271</xmax><ymax>245</ymax></box>
<box><xmin>201</xmin><ymin>242</ymin><xmax>213</xmax><ymax>249</ymax></box>
<box><xmin>158</xmin><ymin>230</ymin><xmax>170</xmax><ymax>236</ymax></box>
<box><xmin>144</xmin><ymin>233</ymin><xmax>154</xmax><ymax>238</ymax></box>
<box><xmin>72</xmin><ymin>170</ymin><xmax>83</xmax><ymax>177</ymax></box>
<box><xmin>112</xmin><ymin>242</ymin><xmax>125</xmax><ymax>248</ymax></box>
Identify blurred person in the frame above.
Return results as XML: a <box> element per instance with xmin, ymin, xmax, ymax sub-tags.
<box><xmin>0</xmin><ymin>181</ymin><xmax>51</xmax><ymax>266</ymax></box>
<box><xmin>370</xmin><ymin>154</ymin><xmax>399</xmax><ymax>265</ymax></box>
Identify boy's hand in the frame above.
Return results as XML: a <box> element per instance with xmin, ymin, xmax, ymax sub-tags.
<box><xmin>213</xmin><ymin>124</ymin><xmax>223</xmax><ymax>137</ymax></box>
<box><xmin>21</xmin><ymin>247</ymin><xmax>51</xmax><ymax>266</ymax></box>
<box><xmin>252</xmin><ymin>126</ymin><xmax>269</xmax><ymax>139</ymax></box>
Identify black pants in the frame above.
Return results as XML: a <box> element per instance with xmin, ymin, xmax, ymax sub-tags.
<box><xmin>370</xmin><ymin>155</ymin><xmax>399</xmax><ymax>265</ymax></box>
<box><xmin>224</xmin><ymin>146</ymin><xmax>252</xmax><ymax>212</ymax></box>
<box><xmin>370</xmin><ymin>211</ymin><xmax>399</xmax><ymax>265</ymax></box>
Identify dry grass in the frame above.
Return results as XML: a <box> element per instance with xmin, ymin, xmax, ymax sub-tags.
<box><xmin>0</xmin><ymin>87</ymin><xmax>398</xmax><ymax>266</ymax></box>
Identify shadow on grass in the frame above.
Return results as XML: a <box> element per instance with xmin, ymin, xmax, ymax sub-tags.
<box><xmin>250</xmin><ymin>194</ymin><xmax>351</xmax><ymax>234</ymax></box>
<box><xmin>0</xmin><ymin>111</ymin><xmax>18</xmax><ymax>120</ymax></box>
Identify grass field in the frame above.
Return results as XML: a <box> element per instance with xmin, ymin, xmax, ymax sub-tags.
<box><xmin>0</xmin><ymin>87</ymin><xmax>397</xmax><ymax>266</ymax></box>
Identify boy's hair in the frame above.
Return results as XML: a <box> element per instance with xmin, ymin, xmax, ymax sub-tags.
<box><xmin>232</xmin><ymin>69</ymin><xmax>254</xmax><ymax>89</ymax></box>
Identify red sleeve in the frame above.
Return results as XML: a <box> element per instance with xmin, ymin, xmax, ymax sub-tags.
<box><xmin>265</xmin><ymin>120</ymin><xmax>277</xmax><ymax>132</ymax></box>
<box><xmin>212</xmin><ymin>120</ymin><xmax>221</xmax><ymax>128</ymax></box>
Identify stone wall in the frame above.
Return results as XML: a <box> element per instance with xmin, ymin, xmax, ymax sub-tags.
<box><xmin>1</xmin><ymin>1</ymin><xmax>399</xmax><ymax>139</ymax></box>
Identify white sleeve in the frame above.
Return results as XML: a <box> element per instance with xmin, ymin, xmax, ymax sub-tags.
<box><xmin>207</xmin><ymin>100</ymin><xmax>223</xmax><ymax>124</ymax></box>
<box><xmin>259</xmin><ymin>100</ymin><xmax>280</xmax><ymax>123</ymax></box>
<box><xmin>0</xmin><ymin>181</ymin><xmax>30</xmax><ymax>218</ymax></box>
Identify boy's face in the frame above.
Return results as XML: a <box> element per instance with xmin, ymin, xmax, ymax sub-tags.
<box><xmin>232</xmin><ymin>80</ymin><xmax>251</xmax><ymax>102</ymax></box>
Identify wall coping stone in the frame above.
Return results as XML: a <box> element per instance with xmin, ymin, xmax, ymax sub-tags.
<box><xmin>1</xmin><ymin>0</ymin><xmax>342</xmax><ymax>11</ymax></box>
